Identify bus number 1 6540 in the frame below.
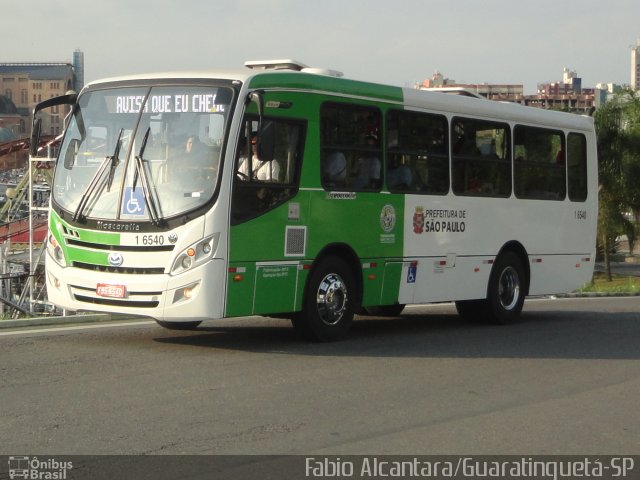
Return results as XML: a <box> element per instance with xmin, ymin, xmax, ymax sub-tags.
<box><xmin>135</xmin><ymin>235</ymin><xmax>165</xmax><ymax>246</ymax></box>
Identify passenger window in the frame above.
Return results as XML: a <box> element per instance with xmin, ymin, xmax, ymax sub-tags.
<box><xmin>386</xmin><ymin>110</ymin><xmax>448</xmax><ymax>194</ymax></box>
<box><xmin>514</xmin><ymin>125</ymin><xmax>566</xmax><ymax>200</ymax></box>
<box><xmin>231</xmin><ymin>116</ymin><xmax>305</xmax><ymax>224</ymax></box>
<box><xmin>451</xmin><ymin>118</ymin><xmax>511</xmax><ymax>197</ymax></box>
<box><xmin>567</xmin><ymin>133</ymin><xmax>588</xmax><ymax>202</ymax></box>
<box><xmin>320</xmin><ymin>103</ymin><xmax>382</xmax><ymax>191</ymax></box>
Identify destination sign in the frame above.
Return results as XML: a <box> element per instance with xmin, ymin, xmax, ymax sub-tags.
<box><xmin>114</xmin><ymin>94</ymin><xmax>226</xmax><ymax>114</ymax></box>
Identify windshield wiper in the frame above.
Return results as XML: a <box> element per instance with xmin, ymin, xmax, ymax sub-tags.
<box><xmin>73</xmin><ymin>128</ymin><xmax>123</xmax><ymax>222</ymax></box>
<box><xmin>133</xmin><ymin>127</ymin><xmax>163</xmax><ymax>226</ymax></box>
<box><xmin>106</xmin><ymin>128</ymin><xmax>124</xmax><ymax>191</ymax></box>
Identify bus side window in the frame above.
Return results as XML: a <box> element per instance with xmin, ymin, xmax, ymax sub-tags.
<box><xmin>514</xmin><ymin>125</ymin><xmax>566</xmax><ymax>200</ymax></box>
<box><xmin>231</xmin><ymin>116</ymin><xmax>305</xmax><ymax>225</ymax></box>
<box><xmin>567</xmin><ymin>132</ymin><xmax>587</xmax><ymax>202</ymax></box>
<box><xmin>451</xmin><ymin>117</ymin><xmax>511</xmax><ymax>198</ymax></box>
<box><xmin>386</xmin><ymin>109</ymin><xmax>449</xmax><ymax>195</ymax></box>
<box><xmin>320</xmin><ymin>102</ymin><xmax>382</xmax><ymax>192</ymax></box>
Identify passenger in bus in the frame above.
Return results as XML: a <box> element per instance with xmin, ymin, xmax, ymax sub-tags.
<box><xmin>323</xmin><ymin>151</ymin><xmax>347</xmax><ymax>187</ymax></box>
<box><xmin>453</xmin><ymin>133</ymin><xmax>480</xmax><ymax>157</ymax></box>
<box><xmin>387</xmin><ymin>155</ymin><xmax>412</xmax><ymax>190</ymax></box>
<box><xmin>353</xmin><ymin>134</ymin><xmax>381</xmax><ymax>190</ymax></box>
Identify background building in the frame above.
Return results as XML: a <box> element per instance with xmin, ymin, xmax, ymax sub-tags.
<box><xmin>631</xmin><ymin>39</ymin><xmax>640</xmax><ymax>91</ymax></box>
<box><xmin>0</xmin><ymin>49</ymin><xmax>84</xmax><ymax>144</ymax></box>
<box><xmin>416</xmin><ymin>72</ymin><xmax>524</xmax><ymax>101</ymax></box>
<box><xmin>416</xmin><ymin>67</ymin><xmax>595</xmax><ymax>113</ymax></box>
<box><xmin>0</xmin><ymin>94</ymin><xmax>22</xmax><ymax>169</ymax></box>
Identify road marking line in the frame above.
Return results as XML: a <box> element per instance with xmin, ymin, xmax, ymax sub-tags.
<box><xmin>0</xmin><ymin>320</ymin><xmax>156</xmax><ymax>337</ymax></box>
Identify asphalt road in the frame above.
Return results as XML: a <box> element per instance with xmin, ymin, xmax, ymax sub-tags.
<box><xmin>1</xmin><ymin>297</ymin><xmax>639</xmax><ymax>456</ymax></box>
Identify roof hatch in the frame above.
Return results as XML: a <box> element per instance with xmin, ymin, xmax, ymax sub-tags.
<box><xmin>244</xmin><ymin>59</ymin><xmax>308</xmax><ymax>71</ymax></box>
<box><xmin>244</xmin><ymin>59</ymin><xmax>343</xmax><ymax>77</ymax></box>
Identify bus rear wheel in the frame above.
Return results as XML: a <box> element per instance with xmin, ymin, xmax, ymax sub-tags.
<box><xmin>292</xmin><ymin>256</ymin><xmax>356</xmax><ymax>342</ymax></box>
<box><xmin>454</xmin><ymin>299</ymin><xmax>487</xmax><ymax>321</ymax></box>
<box><xmin>456</xmin><ymin>251</ymin><xmax>526</xmax><ymax>324</ymax></box>
<box><xmin>486</xmin><ymin>251</ymin><xmax>526</xmax><ymax>324</ymax></box>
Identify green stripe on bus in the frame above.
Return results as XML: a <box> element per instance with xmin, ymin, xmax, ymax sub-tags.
<box><xmin>66</xmin><ymin>248</ymin><xmax>109</xmax><ymax>265</ymax></box>
<box><xmin>50</xmin><ymin>210</ymin><xmax>121</xmax><ymax>245</ymax></box>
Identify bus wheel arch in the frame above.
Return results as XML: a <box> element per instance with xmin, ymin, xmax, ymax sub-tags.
<box><xmin>457</xmin><ymin>241</ymin><xmax>530</xmax><ymax>324</ymax></box>
<box><xmin>310</xmin><ymin>244</ymin><xmax>364</xmax><ymax>307</ymax></box>
<box><xmin>292</xmin><ymin>245</ymin><xmax>362</xmax><ymax>341</ymax></box>
<box><xmin>485</xmin><ymin>242</ymin><xmax>530</xmax><ymax>324</ymax></box>
<box><xmin>495</xmin><ymin>241</ymin><xmax>530</xmax><ymax>296</ymax></box>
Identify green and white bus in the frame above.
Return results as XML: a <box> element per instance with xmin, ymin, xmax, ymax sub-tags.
<box><xmin>35</xmin><ymin>60</ymin><xmax>597</xmax><ymax>341</ymax></box>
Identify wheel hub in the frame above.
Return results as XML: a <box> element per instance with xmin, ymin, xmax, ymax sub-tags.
<box><xmin>316</xmin><ymin>273</ymin><xmax>348</xmax><ymax>326</ymax></box>
<box><xmin>498</xmin><ymin>266</ymin><xmax>520</xmax><ymax>310</ymax></box>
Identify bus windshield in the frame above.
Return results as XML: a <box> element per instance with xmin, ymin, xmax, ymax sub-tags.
<box><xmin>53</xmin><ymin>85</ymin><xmax>233</xmax><ymax>221</ymax></box>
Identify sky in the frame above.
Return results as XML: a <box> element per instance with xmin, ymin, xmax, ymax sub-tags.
<box><xmin>4</xmin><ymin>0</ymin><xmax>640</xmax><ymax>94</ymax></box>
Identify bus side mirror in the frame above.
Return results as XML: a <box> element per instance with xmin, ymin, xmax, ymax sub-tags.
<box><xmin>30</xmin><ymin>92</ymin><xmax>78</xmax><ymax>157</ymax></box>
<box><xmin>259</xmin><ymin>121</ymin><xmax>275</xmax><ymax>162</ymax></box>
<box><xmin>29</xmin><ymin>118</ymin><xmax>42</xmax><ymax>157</ymax></box>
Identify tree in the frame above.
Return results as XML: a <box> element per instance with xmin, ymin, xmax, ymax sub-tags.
<box><xmin>594</xmin><ymin>90</ymin><xmax>640</xmax><ymax>280</ymax></box>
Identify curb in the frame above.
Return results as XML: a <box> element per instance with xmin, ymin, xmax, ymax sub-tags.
<box><xmin>557</xmin><ymin>292</ymin><xmax>640</xmax><ymax>298</ymax></box>
<box><xmin>0</xmin><ymin>313</ymin><xmax>146</xmax><ymax>330</ymax></box>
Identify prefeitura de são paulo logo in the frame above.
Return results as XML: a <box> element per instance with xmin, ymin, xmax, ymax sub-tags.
<box><xmin>413</xmin><ymin>206</ymin><xmax>467</xmax><ymax>234</ymax></box>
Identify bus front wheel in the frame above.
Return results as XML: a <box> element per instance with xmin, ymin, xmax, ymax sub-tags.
<box><xmin>292</xmin><ymin>256</ymin><xmax>356</xmax><ymax>341</ymax></box>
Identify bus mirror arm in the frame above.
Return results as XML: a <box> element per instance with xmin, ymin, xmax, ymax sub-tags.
<box><xmin>246</xmin><ymin>90</ymin><xmax>265</xmax><ymax>156</ymax></box>
<box><xmin>30</xmin><ymin>92</ymin><xmax>78</xmax><ymax>157</ymax></box>
<box><xmin>29</xmin><ymin>118</ymin><xmax>42</xmax><ymax>157</ymax></box>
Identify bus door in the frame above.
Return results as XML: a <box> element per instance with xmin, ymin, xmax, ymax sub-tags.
<box><xmin>226</xmin><ymin>114</ymin><xmax>307</xmax><ymax>317</ymax></box>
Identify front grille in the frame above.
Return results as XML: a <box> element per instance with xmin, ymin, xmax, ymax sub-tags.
<box><xmin>74</xmin><ymin>294</ymin><xmax>159</xmax><ymax>308</ymax></box>
<box><xmin>66</xmin><ymin>239</ymin><xmax>174</xmax><ymax>252</ymax></box>
<box><xmin>72</xmin><ymin>261</ymin><xmax>165</xmax><ymax>275</ymax></box>
<box><xmin>71</xmin><ymin>284</ymin><xmax>162</xmax><ymax>309</ymax></box>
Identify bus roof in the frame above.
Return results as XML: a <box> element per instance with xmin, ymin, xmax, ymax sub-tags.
<box><xmin>84</xmin><ymin>67</ymin><xmax>594</xmax><ymax>132</ymax></box>
<box><xmin>83</xmin><ymin>69</ymin><xmax>253</xmax><ymax>87</ymax></box>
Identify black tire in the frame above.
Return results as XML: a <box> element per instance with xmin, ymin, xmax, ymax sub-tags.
<box><xmin>456</xmin><ymin>251</ymin><xmax>527</xmax><ymax>324</ymax></box>
<box><xmin>485</xmin><ymin>251</ymin><xmax>526</xmax><ymax>324</ymax></box>
<box><xmin>455</xmin><ymin>299</ymin><xmax>488</xmax><ymax>322</ymax></box>
<box><xmin>292</xmin><ymin>256</ymin><xmax>357</xmax><ymax>341</ymax></box>
<box><xmin>156</xmin><ymin>320</ymin><xmax>202</xmax><ymax>330</ymax></box>
<box><xmin>364</xmin><ymin>304</ymin><xmax>406</xmax><ymax>316</ymax></box>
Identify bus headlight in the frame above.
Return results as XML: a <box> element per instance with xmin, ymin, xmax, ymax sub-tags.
<box><xmin>47</xmin><ymin>233</ymin><xmax>66</xmax><ymax>267</ymax></box>
<box><xmin>171</xmin><ymin>233</ymin><xmax>219</xmax><ymax>275</ymax></box>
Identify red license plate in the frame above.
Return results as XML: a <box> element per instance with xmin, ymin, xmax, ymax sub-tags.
<box><xmin>96</xmin><ymin>283</ymin><xmax>127</xmax><ymax>298</ymax></box>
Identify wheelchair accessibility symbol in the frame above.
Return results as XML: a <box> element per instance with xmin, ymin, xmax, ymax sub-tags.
<box><xmin>122</xmin><ymin>187</ymin><xmax>146</xmax><ymax>216</ymax></box>
<box><xmin>407</xmin><ymin>263</ymin><xmax>417</xmax><ymax>284</ymax></box>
